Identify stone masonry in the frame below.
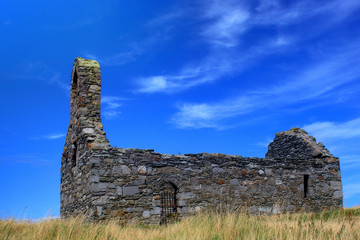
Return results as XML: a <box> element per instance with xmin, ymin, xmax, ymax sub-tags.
<box><xmin>60</xmin><ymin>57</ymin><xmax>343</xmax><ymax>224</ymax></box>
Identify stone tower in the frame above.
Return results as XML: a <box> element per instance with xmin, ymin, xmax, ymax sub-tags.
<box><xmin>61</xmin><ymin>58</ymin><xmax>110</xmax><ymax>216</ymax></box>
<box><xmin>61</xmin><ymin>58</ymin><xmax>343</xmax><ymax>224</ymax></box>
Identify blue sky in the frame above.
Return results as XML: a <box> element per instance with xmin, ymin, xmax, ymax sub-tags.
<box><xmin>1</xmin><ymin>0</ymin><xmax>360</xmax><ymax>219</ymax></box>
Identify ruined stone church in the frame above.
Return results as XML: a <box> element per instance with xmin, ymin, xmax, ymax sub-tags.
<box><xmin>61</xmin><ymin>57</ymin><xmax>343</xmax><ymax>224</ymax></box>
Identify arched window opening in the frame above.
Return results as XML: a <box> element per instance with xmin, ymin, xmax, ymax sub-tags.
<box><xmin>72</xmin><ymin>141</ymin><xmax>77</xmax><ymax>168</ymax></box>
<box><xmin>160</xmin><ymin>182</ymin><xmax>178</xmax><ymax>225</ymax></box>
<box><xmin>72</xmin><ymin>70</ymin><xmax>78</xmax><ymax>91</ymax></box>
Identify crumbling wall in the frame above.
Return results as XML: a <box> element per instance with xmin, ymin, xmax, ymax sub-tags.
<box><xmin>60</xmin><ymin>58</ymin><xmax>343</xmax><ymax>224</ymax></box>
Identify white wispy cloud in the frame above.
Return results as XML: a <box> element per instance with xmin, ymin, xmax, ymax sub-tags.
<box><xmin>86</xmin><ymin>7</ymin><xmax>186</xmax><ymax>67</ymax></box>
<box><xmin>86</xmin><ymin>43</ymin><xmax>145</xmax><ymax>67</ymax></box>
<box><xmin>170</xmin><ymin>44</ymin><xmax>360</xmax><ymax>128</ymax></box>
<box><xmin>11</xmin><ymin>62</ymin><xmax>70</xmax><ymax>93</ymax></box>
<box><xmin>29</xmin><ymin>133</ymin><xmax>66</xmax><ymax>140</ymax></box>
<box><xmin>317</xmin><ymin>0</ymin><xmax>360</xmax><ymax>23</ymax></box>
<box><xmin>138</xmin><ymin>76</ymin><xmax>169</xmax><ymax>93</ymax></box>
<box><xmin>137</xmin><ymin>37</ymin><xmax>289</xmax><ymax>94</ymax></box>
<box><xmin>301</xmin><ymin>117</ymin><xmax>360</xmax><ymax>178</ymax></box>
<box><xmin>48</xmin><ymin>73</ymin><xmax>70</xmax><ymax>92</ymax></box>
<box><xmin>136</xmin><ymin>0</ymin><xmax>360</xmax><ymax>94</ymax></box>
<box><xmin>302</xmin><ymin>118</ymin><xmax>360</xmax><ymax>143</ymax></box>
<box><xmin>170</xmin><ymin>97</ymin><xmax>257</xmax><ymax>129</ymax></box>
<box><xmin>137</xmin><ymin>57</ymin><xmax>231</xmax><ymax>93</ymax></box>
<box><xmin>134</xmin><ymin>2</ymin><xmax>254</xmax><ymax>93</ymax></box>
<box><xmin>340</xmin><ymin>155</ymin><xmax>360</xmax><ymax>170</ymax></box>
<box><xmin>43</xmin><ymin>134</ymin><xmax>66</xmax><ymax>140</ymax></box>
<box><xmin>146</xmin><ymin>10</ymin><xmax>185</xmax><ymax>27</ymax></box>
<box><xmin>201</xmin><ymin>0</ymin><xmax>250</xmax><ymax>48</ymax></box>
<box><xmin>257</xmin><ymin>136</ymin><xmax>274</xmax><ymax>148</ymax></box>
<box><xmin>59</xmin><ymin>16</ymin><xmax>103</xmax><ymax>31</ymax></box>
<box><xmin>204</xmin><ymin>0</ymin><xmax>360</xmax><ymax>46</ymax></box>
<box><xmin>0</xmin><ymin>154</ymin><xmax>52</xmax><ymax>165</ymax></box>
<box><xmin>101</xmin><ymin>96</ymin><xmax>124</xmax><ymax>119</ymax></box>
<box><xmin>253</xmin><ymin>0</ymin><xmax>360</xmax><ymax>26</ymax></box>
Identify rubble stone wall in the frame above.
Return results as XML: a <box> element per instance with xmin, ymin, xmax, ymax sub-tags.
<box><xmin>60</xmin><ymin>58</ymin><xmax>343</xmax><ymax>224</ymax></box>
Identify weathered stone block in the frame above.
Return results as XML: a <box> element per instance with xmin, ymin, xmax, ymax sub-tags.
<box><xmin>116</xmin><ymin>186</ymin><xmax>123</xmax><ymax>195</ymax></box>
<box><xmin>213</xmin><ymin>167</ymin><xmax>224</xmax><ymax>174</ymax></box>
<box><xmin>89</xmin><ymin>158</ymin><xmax>101</xmax><ymax>165</ymax></box>
<box><xmin>178</xmin><ymin>207</ymin><xmax>190</xmax><ymax>213</ymax></box>
<box><xmin>131</xmin><ymin>176</ymin><xmax>146</xmax><ymax>185</ymax></box>
<box><xmin>178</xmin><ymin>192</ymin><xmax>194</xmax><ymax>199</ymax></box>
<box><xmin>82</xmin><ymin>128</ymin><xmax>94</xmax><ymax>135</ymax></box>
<box><xmin>89</xmin><ymin>175</ymin><xmax>99</xmax><ymax>183</ymax></box>
<box><xmin>265</xmin><ymin>186</ymin><xmax>275</xmax><ymax>193</ymax></box>
<box><xmin>91</xmin><ymin>182</ymin><xmax>108</xmax><ymax>192</ymax></box>
<box><xmin>96</xmin><ymin>206</ymin><xmax>102</xmax><ymax>216</ymax></box>
<box><xmin>330</xmin><ymin>181</ymin><xmax>342</xmax><ymax>190</ymax></box>
<box><xmin>89</xmin><ymin>85</ymin><xmax>101</xmax><ymax>92</ymax></box>
<box><xmin>138</xmin><ymin>165</ymin><xmax>147</xmax><ymax>174</ymax></box>
<box><xmin>319</xmin><ymin>182</ymin><xmax>329</xmax><ymax>192</ymax></box>
<box><xmin>259</xmin><ymin>206</ymin><xmax>272</xmax><ymax>213</ymax></box>
<box><xmin>333</xmin><ymin>191</ymin><xmax>343</xmax><ymax>198</ymax></box>
<box><xmin>265</xmin><ymin>168</ymin><xmax>272</xmax><ymax>175</ymax></box>
<box><xmin>112</xmin><ymin>165</ymin><xmax>131</xmax><ymax>176</ymax></box>
<box><xmin>230</xmin><ymin>179</ymin><xmax>239</xmax><ymax>185</ymax></box>
<box><xmin>93</xmin><ymin>196</ymin><xmax>110</xmax><ymax>205</ymax></box>
<box><xmin>178</xmin><ymin>200</ymin><xmax>186</xmax><ymax>206</ymax></box>
<box><xmin>123</xmin><ymin>186</ymin><xmax>139</xmax><ymax>196</ymax></box>
<box><xmin>156</xmin><ymin>166</ymin><xmax>180</xmax><ymax>174</ymax></box>
<box><xmin>153</xmin><ymin>200</ymin><xmax>160</xmax><ymax>206</ymax></box>
<box><xmin>143</xmin><ymin>210</ymin><xmax>151</xmax><ymax>218</ymax></box>
<box><xmin>151</xmin><ymin>207</ymin><xmax>161</xmax><ymax>215</ymax></box>
<box><xmin>238</xmin><ymin>186</ymin><xmax>247</xmax><ymax>192</ymax></box>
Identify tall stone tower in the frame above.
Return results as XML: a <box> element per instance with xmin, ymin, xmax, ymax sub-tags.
<box><xmin>61</xmin><ymin>58</ymin><xmax>110</xmax><ymax>217</ymax></box>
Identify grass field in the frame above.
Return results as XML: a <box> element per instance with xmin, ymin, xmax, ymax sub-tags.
<box><xmin>1</xmin><ymin>208</ymin><xmax>359</xmax><ymax>240</ymax></box>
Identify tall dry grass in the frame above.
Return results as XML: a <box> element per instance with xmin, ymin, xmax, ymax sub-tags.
<box><xmin>1</xmin><ymin>207</ymin><xmax>359</xmax><ymax>240</ymax></box>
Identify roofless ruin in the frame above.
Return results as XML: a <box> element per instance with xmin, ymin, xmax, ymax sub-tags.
<box><xmin>61</xmin><ymin>57</ymin><xmax>343</xmax><ymax>224</ymax></box>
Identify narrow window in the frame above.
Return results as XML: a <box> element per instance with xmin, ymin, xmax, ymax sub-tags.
<box><xmin>72</xmin><ymin>142</ymin><xmax>77</xmax><ymax>167</ymax></box>
<box><xmin>72</xmin><ymin>70</ymin><xmax>78</xmax><ymax>91</ymax></box>
<box><xmin>160</xmin><ymin>183</ymin><xmax>178</xmax><ymax>225</ymax></box>
<box><xmin>304</xmin><ymin>175</ymin><xmax>309</xmax><ymax>198</ymax></box>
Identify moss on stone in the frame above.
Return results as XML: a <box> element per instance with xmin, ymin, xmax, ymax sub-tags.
<box><xmin>75</xmin><ymin>57</ymin><xmax>100</xmax><ymax>68</ymax></box>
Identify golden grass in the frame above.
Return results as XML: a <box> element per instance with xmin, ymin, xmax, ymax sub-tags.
<box><xmin>1</xmin><ymin>207</ymin><xmax>359</xmax><ymax>240</ymax></box>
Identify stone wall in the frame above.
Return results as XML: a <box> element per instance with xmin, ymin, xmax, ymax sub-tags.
<box><xmin>60</xmin><ymin>58</ymin><xmax>343</xmax><ymax>224</ymax></box>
